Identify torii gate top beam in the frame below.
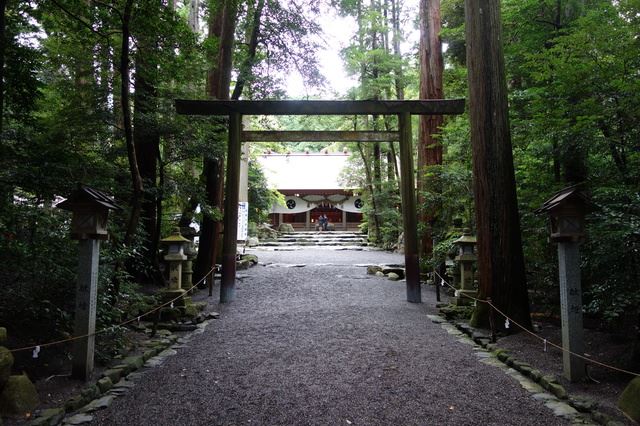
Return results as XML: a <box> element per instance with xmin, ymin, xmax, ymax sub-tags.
<box><xmin>175</xmin><ymin>98</ymin><xmax>466</xmax><ymax>305</ymax></box>
<box><xmin>175</xmin><ymin>99</ymin><xmax>465</xmax><ymax>116</ymax></box>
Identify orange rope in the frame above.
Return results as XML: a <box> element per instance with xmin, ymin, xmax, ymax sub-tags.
<box><xmin>8</xmin><ymin>267</ymin><xmax>216</xmax><ymax>354</ymax></box>
<box><xmin>432</xmin><ymin>271</ymin><xmax>640</xmax><ymax>378</ymax></box>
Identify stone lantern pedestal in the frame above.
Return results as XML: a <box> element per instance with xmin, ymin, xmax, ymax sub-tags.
<box><xmin>453</xmin><ymin>231</ymin><xmax>477</xmax><ymax>306</ymax></box>
<box><xmin>161</xmin><ymin>228</ymin><xmax>190</xmax><ymax>307</ymax></box>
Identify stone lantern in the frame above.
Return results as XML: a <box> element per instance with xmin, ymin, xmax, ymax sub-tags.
<box><xmin>58</xmin><ymin>185</ymin><xmax>121</xmax><ymax>240</ymax></box>
<box><xmin>160</xmin><ymin>228</ymin><xmax>191</xmax><ymax>305</ymax></box>
<box><xmin>536</xmin><ymin>184</ymin><xmax>591</xmax><ymax>382</ymax></box>
<box><xmin>58</xmin><ymin>185</ymin><xmax>121</xmax><ymax>380</ymax></box>
<box><xmin>452</xmin><ymin>230</ymin><xmax>477</xmax><ymax>306</ymax></box>
<box><xmin>536</xmin><ymin>185</ymin><xmax>589</xmax><ymax>243</ymax></box>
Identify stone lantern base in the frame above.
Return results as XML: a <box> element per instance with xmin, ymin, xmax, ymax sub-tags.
<box><xmin>160</xmin><ymin>288</ymin><xmax>187</xmax><ymax>308</ymax></box>
<box><xmin>453</xmin><ymin>289</ymin><xmax>477</xmax><ymax>306</ymax></box>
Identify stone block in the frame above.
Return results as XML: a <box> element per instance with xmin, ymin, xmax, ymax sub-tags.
<box><xmin>142</xmin><ymin>349</ymin><xmax>157</xmax><ymax>361</ymax></box>
<box><xmin>0</xmin><ymin>374</ymin><xmax>39</xmax><ymax>416</ymax></box>
<box><xmin>0</xmin><ymin>347</ymin><xmax>14</xmax><ymax>389</ymax></box>
<box><xmin>548</xmin><ymin>382</ymin><xmax>568</xmax><ymax>399</ymax></box>
<box><xmin>618</xmin><ymin>377</ymin><xmax>640</xmax><ymax>422</ymax></box>
<box><xmin>29</xmin><ymin>407</ymin><xmax>65</xmax><ymax>426</ymax></box>
<box><xmin>64</xmin><ymin>395</ymin><xmax>86</xmax><ymax>413</ymax></box>
<box><xmin>80</xmin><ymin>385</ymin><xmax>99</xmax><ymax>400</ymax></box>
<box><xmin>496</xmin><ymin>350</ymin><xmax>510</xmax><ymax>362</ymax></box>
<box><xmin>382</xmin><ymin>267</ymin><xmax>405</xmax><ymax>279</ymax></box>
<box><xmin>540</xmin><ymin>375</ymin><xmax>558</xmax><ymax>389</ymax></box>
<box><xmin>96</xmin><ymin>377</ymin><xmax>113</xmax><ymax>394</ymax></box>
<box><xmin>102</xmin><ymin>368</ymin><xmax>123</xmax><ymax>384</ymax></box>
<box><xmin>277</xmin><ymin>223</ymin><xmax>294</xmax><ymax>233</ymax></box>
<box><xmin>160</xmin><ymin>307</ymin><xmax>182</xmax><ymax>322</ymax></box>
<box><xmin>569</xmin><ymin>397</ymin><xmax>597</xmax><ymax>413</ymax></box>
<box><xmin>529</xmin><ymin>369</ymin><xmax>542</xmax><ymax>382</ymax></box>
<box><xmin>367</xmin><ymin>265</ymin><xmax>382</xmax><ymax>275</ymax></box>
<box><xmin>387</xmin><ymin>273</ymin><xmax>400</xmax><ymax>281</ymax></box>
<box><xmin>0</xmin><ymin>328</ymin><xmax>7</xmax><ymax>345</ymax></box>
<box><xmin>81</xmin><ymin>395</ymin><xmax>114</xmax><ymax>413</ymax></box>
<box><xmin>122</xmin><ymin>356</ymin><xmax>144</xmax><ymax>372</ymax></box>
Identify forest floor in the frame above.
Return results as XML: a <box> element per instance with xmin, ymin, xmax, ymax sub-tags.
<box><xmin>498</xmin><ymin>319</ymin><xmax>636</xmax><ymax>424</ymax></box>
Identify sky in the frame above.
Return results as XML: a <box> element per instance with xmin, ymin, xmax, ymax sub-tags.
<box><xmin>285</xmin><ymin>1</ymin><xmax>420</xmax><ymax>99</ymax></box>
<box><xmin>284</xmin><ymin>8</ymin><xmax>359</xmax><ymax>98</ymax></box>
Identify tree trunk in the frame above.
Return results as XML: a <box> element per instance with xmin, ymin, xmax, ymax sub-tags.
<box><xmin>417</xmin><ymin>0</ymin><xmax>444</xmax><ymax>262</ymax></box>
<box><xmin>231</xmin><ymin>0</ymin><xmax>264</xmax><ymax>100</ymax></box>
<box><xmin>465</xmin><ymin>0</ymin><xmax>532</xmax><ymax>330</ymax></box>
<box><xmin>0</xmin><ymin>0</ymin><xmax>6</xmax><ymax>137</ymax></box>
<box><xmin>357</xmin><ymin>142</ymin><xmax>381</xmax><ymax>243</ymax></box>
<box><xmin>133</xmin><ymin>49</ymin><xmax>161</xmax><ymax>281</ymax></box>
<box><xmin>390</xmin><ymin>0</ymin><xmax>404</xmax><ymax>100</ymax></box>
<box><xmin>194</xmin><ymin>0</ymin><xmax>238</xmax><ymax>284</ymax></box>
<box><xmin>121</xmin><ymin>0</ymin><xmax>143</xmax><ymax>247</ymax></box>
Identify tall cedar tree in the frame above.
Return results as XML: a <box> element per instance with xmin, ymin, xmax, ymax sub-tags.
<box><xmin>464</xmin><ymin>0</ymin><xmax>532</xmax><ymax>330</ymax></box>
<box><xmin>417</xmin><ymin>0</ymin><xmax>444</xmax><ymax>260</ymax></box>
<box><xmin>193</xmin><ymin>0</ymin><xmax>237</xmax><ymax>284</ymax></box>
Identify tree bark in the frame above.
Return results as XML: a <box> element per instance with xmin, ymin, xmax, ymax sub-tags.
<box><xmin>133</xmin><ymin>40</ymin><xmax>161</xmax><ymax>281</ymax></box>
<box><xmin>231</xmin><ymin>0</ymin><xmax>264</xmax><ymax>100</ymax></box>
<box><xmin>357</xmin><ymin>142</ymin><xmax>381</xmax><ymax>242</ymax></box>
<box><xmin>390</xmin><ymin>0</ymin><xmax>404</xmax><ymax>100</ymax></box>
<box><xmin>465</xmin><ymin>0</ymin><xmax>532</xmax><ymax>330</ymax></box>
<box><xmin>194</xmin><ymin>0</ymin><xmax>238</xmax><ymax>284</ymax></box>
<box><xmin>417</xmin><ymin>0</ymin><xmax>444</xmax><ymax>261</ymax></box>
<box><xmin>121</xmin><ymin>0</ymin><xmax>143</xmax><ymax>247</ymax></box>
<box><xmin>0</xmin><ymin>0</ymin><xmax>6</xmax><ymax>137</ymax></box>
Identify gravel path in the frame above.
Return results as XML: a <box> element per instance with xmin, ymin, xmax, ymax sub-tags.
<box><xmin>92</xmin><ymin>249</ymin><xmax>567</xmax><ymax>425</ymax></box>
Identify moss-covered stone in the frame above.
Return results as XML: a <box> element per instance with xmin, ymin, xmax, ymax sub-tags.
<box><xmin>142</xmin><ymin>349</ymin><xmax>157</xmax><ymax>361</ymax></box>
<box><xmin>0</xmin><ymin>374</ymin><xmax>39</xmax><ymax>416</ymax></box>
<box><xmin>183</xmin><ymin>303</ymin><xmax>199</xmax><ymax>318</ymax></box>
<box><xmin>80</xmin><ymin>385</ymin><xmax>99</xmax><ymax>400</ymax></box>
<box><xmin>96</xmin><ymin>377</ymin><xmax>113</xmax><ymax>394</ymax></box>
<box><xmin>64</xmin><ymin>395</ymin><xmax>87</xmax><ymax>413</ymax></box>
<box><xmin>122</xmin><ymin>356</ymin><xmax>144</xmax><ymax>371</ymax></box>
<box><xmin>529</xmin><ymin>369</ymin><xmax>542</xmax><ymax>382</ymax></box>
<box><xmin>102</xmin><ymin>368</ymin><xmax>123</xmax><ymax>384</ymax></box>
<box><xmin>548</xmin><ymin>382</ymin><xmax>568</xmax><ymax>399</ymax></box>
<box><xmin>367</xmin><ymin>265</ymin><xmax>382</xmax><ymax>275</ymax></box>
<box><xmin>540</xmin><ymin>375</ymin><xmax>558</xmax><ymax>389</ymax></box>
<box><xmin>277</xmin><ymin>223</ymin><xmax>294</xmax><ymax>233</ymax></box>
<box><xmin>0</xmin><ymin>328</ymin><xmax>7</xmax><ymax>345</ymax></box>
<box><xmin>0</xmin><ymin>347</ymin><xmax>14</xmax><ymax>389</ymax></box>
<box><xmin>159</xmin><ymin>307</ymin><xmax>182</xmax><ymax>322</ymax></box>
<box><xmin>496</xmin><ymin>350</ymin><xmax>511</xmax><ymax>362</ymax></box>
<box><xmin>618</xmin><ymin>377</ymin><xmax>640</xmax><ymax>422</ymax></box>
<box><xmin>29</xmin><ymin>408</ymin><xmax>65</xmax><ymax>426</ymax></box>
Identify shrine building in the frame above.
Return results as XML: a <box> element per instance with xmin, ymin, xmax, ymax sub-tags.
<box><xmin>256</xmin><ymin>149</ymin><xmax>364</xmax><ymax>231</ymax></box>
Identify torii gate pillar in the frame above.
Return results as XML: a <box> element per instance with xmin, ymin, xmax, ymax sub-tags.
<box><xmin>220</xmin><ymin>113</ymin><xmax>242</xmax><ymax>302</ymax></box>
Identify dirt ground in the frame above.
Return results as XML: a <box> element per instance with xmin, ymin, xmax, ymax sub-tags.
<box><xmin>497</xmin><ymin>320</ymin><xmax>637</xmax><ymax>424</ymax></box>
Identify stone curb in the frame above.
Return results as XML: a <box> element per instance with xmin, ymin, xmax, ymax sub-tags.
<box><xmin>28</xmin><ymin>314</ymin><xmax>219</xmax><ymax>426</ymax></box>
<box><xmin>428</xmin><ymin>313</ymin><xmax>623</xmax><ymax>426</ymax></box>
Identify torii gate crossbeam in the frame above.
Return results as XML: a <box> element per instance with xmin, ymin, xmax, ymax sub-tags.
<box><xmin>175</xmin><ymin>99</ymin><xmax>465</xmax><ymax>304</ymax></box>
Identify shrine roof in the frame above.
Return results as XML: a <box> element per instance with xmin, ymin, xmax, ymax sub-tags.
<box><xmin>255</xmin><ymin>152</ymin><xmax>351</xmax><ymax>191</ymax></box>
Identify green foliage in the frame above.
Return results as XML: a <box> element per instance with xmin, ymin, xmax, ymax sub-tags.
<box><xmin>248</xmin><ymin>160</ymin><xmax>281</xmax><ymax>224</ymax></box>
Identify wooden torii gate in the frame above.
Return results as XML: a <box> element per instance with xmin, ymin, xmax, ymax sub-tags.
<box><xmin>175</xmin><ymin>99</ymin><xmax>465</xmax><ymax>304</ymax></box>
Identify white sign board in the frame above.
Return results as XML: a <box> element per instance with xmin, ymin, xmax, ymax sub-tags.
<box><xmin>237</xmin><ymin>202</ymin><xmax>249</xmax><ymax>241</ymax></box>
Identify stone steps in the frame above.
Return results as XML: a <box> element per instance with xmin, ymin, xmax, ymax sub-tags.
<box><xmin>258</xmin><ymin>231</ymin><xmax>368</xmax><ymax>248</ymax></box>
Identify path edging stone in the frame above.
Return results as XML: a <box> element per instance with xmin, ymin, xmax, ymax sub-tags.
<box><xmin>427</xmin><ymin>313</ymin><xmax>617</xmax><ymax>426</ymax></box>
<box><xmin>28</xmin><ymin>314</ymin><xmax>219</xmax><ymax>426</ymax></box>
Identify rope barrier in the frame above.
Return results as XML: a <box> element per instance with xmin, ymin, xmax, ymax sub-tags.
<box><xmin>432</xmin><ymin>270</ymin><xmax>640</xmax><ymax>378</ymax></box>
<box><xmin>7</xmin><ymin>266</ymin><xmax>217</xmax><ymax>354</ymax></box>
